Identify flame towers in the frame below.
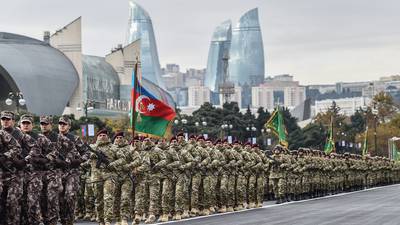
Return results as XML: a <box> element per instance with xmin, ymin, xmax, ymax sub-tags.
<box><xmin>204</xmin><ymin>20</ymin><xmax>232</xmax><ymax>93</ymax></box>
<box><xmin>205</xmin><ymin>8</ymin><xmax>265</xmax><ymax>106</ymax></box>
<box><xmin>126</xmin><ymin>1</ymin><xmax>164</xmax><ymax>88</ymax></box>
<box><xmin>229</xmin><ymin>8</ymin><xmax>265</xmax><ymax>87</ymax></box>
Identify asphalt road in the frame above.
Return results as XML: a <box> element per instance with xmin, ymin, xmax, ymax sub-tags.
<box><xmin>75</xmin><ymin>184</ymin><xmax>400</xmax><ymax>225</ymax></box>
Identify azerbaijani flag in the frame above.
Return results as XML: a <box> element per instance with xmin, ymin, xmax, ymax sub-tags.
<box><xmin>130</xmin><ymin>63</ymin><xmax>176</xmax><ymax>138</ymax></box>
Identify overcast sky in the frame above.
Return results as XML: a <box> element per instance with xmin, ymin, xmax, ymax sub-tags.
<box><xmin>1</xmin><ymin>0</ymin><xmax>399</xmax><ymax>85</ymax></box>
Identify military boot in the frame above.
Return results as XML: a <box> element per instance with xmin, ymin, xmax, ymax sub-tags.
<box><xmin>226</xmin><ymin>206</ymin><xmax>234</xmax><ymax>212</ymax></box>
<box><xmin>234</xmin><ymin>204</ymin><xmax>244</xmax><ymax>211</ymax></box>
<box><xmin>201</xmin><ymin>209</ymin><xmax>210</xmax><ymax>216</ymax></box>
<box><xmin>133</xmin><ymin>214</ymin><xmax>142</xmax><ymax>225</ymax></box>
<box><xmin>243</xmin><ymin>202</ymin><xmax>249</xmax><ymax>209</ymax></box>
<box><xmin>218</xmin><ymin>206</ymin><xmax>227</xmax><ymax>213</ymax></box>
<box><xmin>257</xmin><ymin>202</ymin><xmax>263</xmax><ymax>208</ymax></box>
<box><xmin>249</xmin><ymin>202</ymin><xmax>256</xmax><ymax>208</ymax></box>
<box><xmin>190</xmin><ymin>208</ymin><xmax>199</xmax><ymax>217</ymax></box>
<box><xmin>173</xmin><ymin>212</ymin><xmax>182</xmax><ymax>220</ymax></box>
<box><xmin>105</xmin><ymin>222</ymin><xmax>111</xmax><ymax>225</ymax></box>
<box><xmin>120</xmin><ymin>219</ymin><xmax>129</xmax><ymax>225</ymax></box>
<box><xmin>182</xmin><ymin>210</ymin><xmax>190</xmax><ymax>219</ymax></box>
<box><xmin>276</xmin><ymin>197</ymin><xmax>282</xmax><ymax>204</ymax></box>
<box><xmin>158</xmin><ymin>214</ymin><xmax>169</xmax><ymax>222</ymax></box>
<box><xmin>209</xmin><ymin>206</ymin><xmax>216</xmax><ymax>214</ymax></box>
<box><xmin>145</xmin><ymin>214</ymin><xmax>156</xmax><ymax>224</ymax></box>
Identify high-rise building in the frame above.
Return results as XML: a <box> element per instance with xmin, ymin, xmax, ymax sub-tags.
<box><xmin>204</xmin><ymin>20</ymin><xmax>232</xmax><ymax>92</ymax></box>
<box><xmin>229</xmin><ymin>8</ymin><xmax>265</xmax><ymax>87</ymax></box>
<box><xmin>252</xmin><ymin>75</ymin><xmax>306</xmax><ymax>110</ymax></box>
<box><xmin>252</xmin><ymin>86</ymin><xmax>274</xmax><ymax>110</ymax></box>
<box><xmin>188</xmin><ymin>86</ymin><xmax>210</xmax><ymax>107</ymax></box>
<box><xmin>126</xmin><ymin>1</ymin><xmax>164</xmax><ymax>88</ymax></box>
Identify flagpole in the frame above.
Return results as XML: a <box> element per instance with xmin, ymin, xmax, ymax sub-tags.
<box><xmin>131</xmin><ymin>58</ymin><xmax>139</xmax><ymax>141</ymax></box>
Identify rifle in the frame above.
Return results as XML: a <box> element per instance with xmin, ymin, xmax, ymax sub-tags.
<box><xmin>85</xmin><ymin>143</ymin><xmax>110</xmax><ymax>169</ymax></box>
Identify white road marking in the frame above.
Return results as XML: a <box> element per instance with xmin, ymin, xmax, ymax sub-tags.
<box><xmin>153</xmin><ymin>184</ymin><xmax>400</xmax><ymax>224</ymax></box>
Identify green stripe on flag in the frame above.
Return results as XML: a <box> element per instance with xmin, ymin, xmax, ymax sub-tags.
<box><xmin>134</xmin><ymin>112</ymin><xmax>170</xmax><ymax>137</ymax></box>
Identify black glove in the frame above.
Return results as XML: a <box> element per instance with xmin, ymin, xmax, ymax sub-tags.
<box><xmin>0</xmin><ymin>155</ymin><xmax>7</xmax><ymax>165</ymax></box>
<box><xmin>31</xmin><ymin>157</ymin><xmax>49</xmax><ymax>165</ymax></box>
<box><xmin>54</xmin><ymin>159</ymin><xmax>67</xmax><ymax>169</ymax></box>
<box><xmin>70</xmin><ymin>159</ymin><xmax>82</xmax><ymax>168</ymax></box>
<box><xmin>13</xmin><ymin>159</ymin><xmax>26</xmax><ymax>169</ymax></box>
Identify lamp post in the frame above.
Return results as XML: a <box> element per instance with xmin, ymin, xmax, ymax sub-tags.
<box><xmin>76</xmin><ymin>100</ymin><xmax>95</xmax><ymax>141</ymax></box>
<box><xmin>251</xmin><ymin>126</ymin><xmax>257</xmax><ymax>144</ymax></box>
<box><xmin>222</xmin><ymin>123</ymin><xmax>233</xmax><ymax>142</ymax></box>
<box><xmin>5</xmin><ymin>92</ymin><xmax>26</xmax><ymax>114</ymax></box>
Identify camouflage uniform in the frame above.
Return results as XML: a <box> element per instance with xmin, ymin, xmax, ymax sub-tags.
<box><xmin>159</xmin><ymin>140</ymin><xmax>180</xmax><ymax>222</ymax></box>
<box><xmin>223</xmin><ymin>142</ymin><xmax>237</xmax><ymax>211</ymax></box>
<box><xmin>175</xmin><ymin>138</ymin><xmax>193</xmax><ymax>219</ymax></box>
<box><xmin>144</xmin><ymin>139</ymin><xmax>166</xmax><ymax>223</ymax></box>
<box><xmin>41</xmin><ymin>129</ymin><xmax>73</xmax><ymax>225</ymax></box>
<box><xmin>206</xmin><ymin>141</ymin><xmax>225</xmax><ymax>213</ymax></box>
<box><xmin>24</xmin><ymin>128</ymin><xmax>54</xmax><ymax>225</ymax></box>
<box><xmin>233</xmin><ymin>145</ymin><xmax>246</xmax><ymax>209</ymax></box>
<box><xmin>108</xmin><ymin>139</ymin><xmax>132</xmax><ymax>225</ymax></box>
<box><xmin>196</xmin><ymin>139</ymin><xmax>211</xmax><ymax>215</ymax></box>
<box><xmin>0</xmin><ymin>127</ymin><xmax>22</xmax><ymax>225</ymax></box>
<box><xmin>133</xmin><ymin>140</ymin><xmax>151</xmax><ymax>224</ymax></box>
<box><xmin>268</xmin><ymin>146</ymin><xmax>288</xmax><ymax>203</ymax></box>
<box><xmin>3</xmin><ymin>120</ymin><xmax>41</xmax><ymax>225</ymax></box>
<box><xmin>89</xmin><ymin>138</ymin><xmax>115</xmax><ymax>224</ymax></box>
<box><xmin>59</xmin><ymin>116</ymin><xmax>88</xmax><ymax>225</ymax></box>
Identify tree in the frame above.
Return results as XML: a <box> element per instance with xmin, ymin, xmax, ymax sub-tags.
<box><xmin>373</xmin><ymin>91</ymin><xmax>397</xmax><ymax>123</ymax></box>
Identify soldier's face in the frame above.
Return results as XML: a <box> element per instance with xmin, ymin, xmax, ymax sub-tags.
<box><xmin>20</xmin><ymin>121</ymin><xmax>33</xmax><ymax>132</ymax></box>
<box><xmin>1</xmin><ymin>117</ymin><xmax>14</xmax><ymax>129</ymax></box>
<box><xmin>97</xmin><ymin>133</ymin><xmax>108</xmax><ymax>141</ymax></box>
<box><xmin>58</xmin><ymin>122</ymin><xmax>70</xmax><ymax>133</ymax></box>
<box><xmin>114</xmin><ymin>136</ymin><xmax>124</xmax><ymax>145</ymax></box>
<box><xmin>40</xmin><ymin>122</ymin><xmax>52</xmax><ymax>133</ymax></box>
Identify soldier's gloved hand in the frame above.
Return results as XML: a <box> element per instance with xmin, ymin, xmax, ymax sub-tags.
<box><xmin>32</xmin><ymin>157</ymin><xmax>49</xmax><ymax>165</ymax></box>
<box><xmin>13</xmin><ymin>159</ymin><xmax>26</xmax><ymax>169</ymax></box>
<box><xmin>54</xmin><ymin>159</ymin><xmax>67</xmax><ymax>168</ymax></box>
<box><xmin>0</xmin><ymin>155</ymin><xmax>7</xmax><ymax>164</ymax></box>
<box><xmin>70</xmin><ymin>159</ymin><xmax>82</xmax><ymax>168</ymax></box>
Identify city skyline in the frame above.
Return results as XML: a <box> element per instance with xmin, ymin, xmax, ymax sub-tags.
<box><xmin>1</xmin><ymin>0</ymin><xmax>399</xmax><ymax>85</ymax></box>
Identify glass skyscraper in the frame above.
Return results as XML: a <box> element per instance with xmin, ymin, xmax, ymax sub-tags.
<box><xmin>229</xmin><ymin>8</ymin><xmax>265</xmax><ymax>87</ymax></box>
<box><xmin>126</xmin><ymin>1</ymin><xmax>164</xmax><ymax>88</ymax></box>
<box><xmin>204</xmin><ymin>20</ymin><xmax>232</xmax><ymax>93</ymax></box>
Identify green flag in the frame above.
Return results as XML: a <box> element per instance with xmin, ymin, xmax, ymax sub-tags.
<box><xmin>265</xmin><ymin>107</ymin><xmax>288</xmax><ymax>147</ymax></box>
<box><xmin>362</xmin><ymin>127</ymin><xmax>369</xmax><ymax>156</ymax></box>
<box><xmin>393</xmin><ymin>141</ymin><xmax>400</xmax><ymax>161</ymax></box>
<box><xmin>324</xmin><ymin>117</ymin><xmax>335</xmax><ymax>154</ymax></box>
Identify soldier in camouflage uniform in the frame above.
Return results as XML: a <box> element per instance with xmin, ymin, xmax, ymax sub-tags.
<box><xmin>231</xmin><ymin>141</ymin><xmax>246</xmax><ymax>210</ymax></box>
<box><xmin>40</xmin><ymin>115</ymin><xmax>76</xmax><ymax>225</ymax></box>
<box><xmin>19</xmin><ymin>114</ymin><xmax>51</xmax><ymax>225</ymax></box>
<box><xmin>252</xmin><ymin>144</ymin><xmax>268</xmax><ymax>207</ymax></box>
<box><xmin>213</xmin><ymin>140</ymin><xmax>229</xmax><ymax>213</ymax></box>
<box><xmin>241</xmin><ymin>142</ymin><xmax>256</xmax><ymax>209</ymax></box>
<box><xmin>206</xmin><ymin>139</ymin><xmax>225</xmax><ymax>214</ymax></box>
<box><xmin>175</xmin><ymin>134</ymin><xmax>193</xmax><ymax>219</ymax></box>
<box><xmin>185</xmin><ymin>135</ymin><xmax>201</xmax><ymax>216</ymax></box>
<box><xmin>159</xmin><ymin>138</ymin><xmax>180</xmax><ymax>222</ymax></box>
<box><xmin>268</xmin><ymin>145</ymin><xmax>289</xmax><ymax>204</ymax></box>
<box><xmin>0</xmin><ymin>111</ymin><xmax>23</xmax><ymax>225</ymax></box>
<box><xmin>195</xmin><ymin>136</ymin><xmax>211</xmax><ymax>216</ymax></box>
<box><xmin>1</xmin><ymin>111</ymin><xmax>41</xmax><ymax>225</ymax></box>
<box><xmin>131</xmin><ymin>137</ymin><xmax>151</xmax><ymax>225</ymax></box>
<box><xmin>58</xmin><ymin>115</ymin><xmax>88</xmax><ymax>225</ymax></box>
<box><xmin>106</xmin><ymin>131</ymin><xmax>132</xmax><ymax>225</ymax></box>
<box><xmin>142</xmin><ymin>137</ymin><xmax>166</xmax><ymax>224</ymax></box>
<box><xmin>88</xmin><ymin>129</ymin><xmax>116</xmax><ymax>225</ymax></box>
